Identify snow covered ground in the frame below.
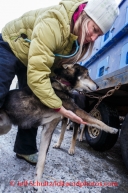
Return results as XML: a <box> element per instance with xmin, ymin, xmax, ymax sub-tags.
<box><xmin>0</xmin><ymin>124</ymin><xmax>128</xmax><ymax>193</ymax></box>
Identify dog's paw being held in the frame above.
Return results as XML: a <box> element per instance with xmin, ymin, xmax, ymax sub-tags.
<box><xmin>111</xmin><ymin>127</ymin><xmax>118</xmax><ymax>134</ymax></box>
<box><xmin>113</xmin><ymin>128</ymin><xmax>119</xmax><ymax>134</ymax></box>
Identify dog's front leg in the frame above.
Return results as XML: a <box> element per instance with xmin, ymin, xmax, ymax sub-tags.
<box><xmin>62</xmin><ymin>100</ymin><xmax>118</xmax><ymax>134</ymax></box>
<box><xmin>79</xmin><ymin>125</ymin><xmax>85</xmax><ymax>141</ymax></box>
<box><xmin>75</xmin><ymin>108</ymin><xmax>118</xmax><ymax>134</ymax></box>
<box><xmin>34</xmin><ymin>118</ymin><xmax>60</xmax><ymax>193</ymax></box>
<box><xmin>68</xmin><ymin>122</ymin><xmax>79</xmax><ymax>155</ymax></box>
<box><xmin>53</xmin><ymin>117</ymin><xmax>68</xmax><ymax>149</ymax></box>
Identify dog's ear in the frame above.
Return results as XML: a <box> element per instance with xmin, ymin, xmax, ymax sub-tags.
<box><xmin>62</xmin><ymin>64</ymin><xmax>74</xmax><ymax>69</ymax></box>
<box><xmin>74</xmin><ymin>63</ymin><xmax>80</xmax><ymax>70</ymax></box>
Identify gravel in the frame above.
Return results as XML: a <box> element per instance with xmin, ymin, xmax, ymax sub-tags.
<box><xmin>0</xmin><ymin>124</ymin><xmax>128</xmax><ymax>193</ymax></box>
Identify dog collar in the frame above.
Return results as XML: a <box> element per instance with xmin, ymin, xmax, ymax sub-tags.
<box><xmin>55</xmin><ymin>76</ymin><xmax>71</xmax><ymax>87</ymax></box>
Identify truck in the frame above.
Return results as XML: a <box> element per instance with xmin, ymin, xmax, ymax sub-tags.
<box><xmin>84</xmin><ymin>65</ymin><xmax>128</xmax><ymax>170</ymax></box>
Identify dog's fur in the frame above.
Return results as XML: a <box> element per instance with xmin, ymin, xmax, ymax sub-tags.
<box><xmin>0</xmin><ymin>63</ymin><xmax>118</xmax><ymax>192</ymax></box>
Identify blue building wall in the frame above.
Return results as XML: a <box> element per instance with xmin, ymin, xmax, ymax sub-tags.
<box><xmin>83</xmin><ymin>0</ymin><xmax>128</xmax><ymax>80</ymax></box>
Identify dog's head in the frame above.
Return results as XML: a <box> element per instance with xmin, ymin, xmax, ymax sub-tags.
<box><xmin>54</xmin><ymin>63</ymin><xmax>98</xmax><ymax>92</ymax></box>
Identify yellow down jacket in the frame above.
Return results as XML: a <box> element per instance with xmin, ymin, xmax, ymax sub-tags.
<box><xmin>2</xmin><ymin>0</ymin><xmax>87</xmax><ymax>109</ymax></box>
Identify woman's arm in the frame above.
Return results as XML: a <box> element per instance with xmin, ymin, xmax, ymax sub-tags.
<box><xmin>28</xmin><ymin>19</ymin><xmax>63</xmax><ymax>109</ymax></box>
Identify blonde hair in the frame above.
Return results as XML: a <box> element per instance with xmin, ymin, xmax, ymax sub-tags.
<box><xmin>58</xmin><ymin>11</ymin><xmax>94</xmax><ymax>65</ymax></box>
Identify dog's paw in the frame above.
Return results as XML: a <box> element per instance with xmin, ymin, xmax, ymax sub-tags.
<box><xmin>53</xmin><ymin>143</ymin><xmax>60</xmax><ymax>148</ymax></box>
<box><xmin>110</xmin><ymin>127</ymin><xmax>118</xmax><ymax>134</ymax></box>
<box><xmin>34</xmin><ymin>186</ymin><xmax>43</xmax><ymax>193</ymax></box>
<box><xmin>33</xmin><ymin>181</ymin><xmax>44</xmax><ymax>193</ymax></box>
<box><xmin>79</xmin><ymin>136</ymin><xmax>83</xmax><ymax>141</ymax></box>
<box><xmin>68</xmin><ymin>148</ymin><xmax>75</xmax><ymax>155</ymax></box>
<box><xmin>103</xmin><ymin>125</ymin><xmax>118</xmax><ymax>134</ymax></box>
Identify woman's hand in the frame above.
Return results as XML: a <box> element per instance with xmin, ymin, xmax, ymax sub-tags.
<box><xmin>58</xmin><ymin>106</ymin><xmax>87</xmax><ymax>125</ymax></box>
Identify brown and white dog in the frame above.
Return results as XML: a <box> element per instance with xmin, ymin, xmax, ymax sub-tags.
<box><xmin>0</xmin><ymin>63</ymin><xmax>118</xmax><ymax>192</ymax></box>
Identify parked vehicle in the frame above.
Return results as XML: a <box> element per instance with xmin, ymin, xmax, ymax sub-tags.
<box><xmin>85</xmin><ymin>65</ymin><xmax>128</xmax><ymax>169</ymax></box>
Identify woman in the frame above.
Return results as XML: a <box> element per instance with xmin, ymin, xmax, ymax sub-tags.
<box><xmin>0</xmin><ymin>0</ymin><xmax>119</xmax><ymax>164</ymax></box>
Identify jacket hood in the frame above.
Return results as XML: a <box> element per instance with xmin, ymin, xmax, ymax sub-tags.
<box><xmin>59</xmin><ymin>0</ymin><xmax>87</xmax><ymax>23</ymax></box>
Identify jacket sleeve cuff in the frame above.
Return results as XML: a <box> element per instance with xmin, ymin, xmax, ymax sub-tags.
<box><xmin>54</xmin><ymin>108</ymin><xmax>61</xmax><ymax>112</ymax></box>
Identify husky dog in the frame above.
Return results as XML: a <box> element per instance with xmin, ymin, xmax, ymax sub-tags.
<box><xmin>0</xmin><ymin>63</ymin><xmax>118</xmax><ymax>192</ymax></box>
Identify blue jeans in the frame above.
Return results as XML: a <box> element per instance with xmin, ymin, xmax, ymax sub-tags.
<box><xmin>0</xmin><ymin>34</ymin><xmax>38</xmax><ymax>154</ymax></box>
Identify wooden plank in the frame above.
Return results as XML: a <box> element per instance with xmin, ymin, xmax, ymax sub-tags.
<box><xmin>94</xmin><ymin>66</ymin><xmax>128</xmax><ymax>90</ymax></box>
<box><xmin>95</xmin><ymin>65</ymin><xmax>128</xmax><ymax>82</ymax></box>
